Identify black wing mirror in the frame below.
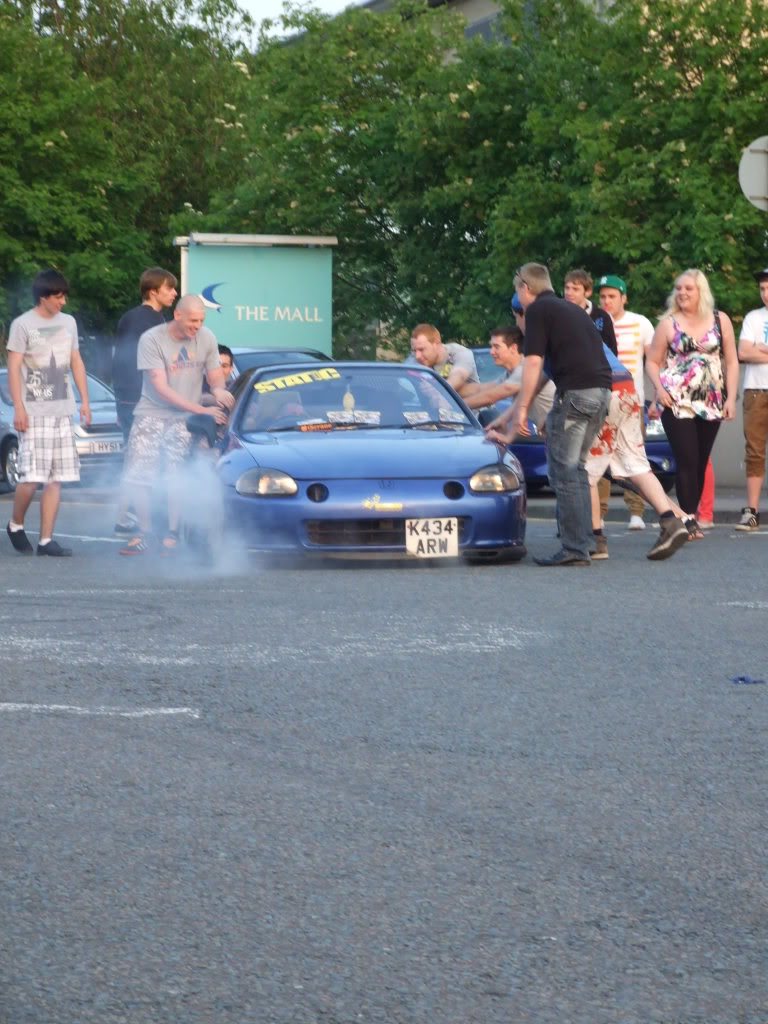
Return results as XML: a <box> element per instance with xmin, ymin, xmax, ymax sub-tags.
<box><xmin>186</xmin><ymin>414</ymin><xmax>218</xmax><ymax>448</ymax></box>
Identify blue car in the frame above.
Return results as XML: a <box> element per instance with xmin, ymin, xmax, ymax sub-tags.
<box><xmin>470</xmin><ymin>346</ymin><xmax>676</xmax><ymax>493</ymax></box>
<box><xmin>214</xmin><ymin>362</ymin><xmax>527</xmax><ymax>562</ymax></box>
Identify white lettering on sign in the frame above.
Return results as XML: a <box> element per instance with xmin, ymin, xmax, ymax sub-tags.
<box><xmin>274</xmin><ymin>306</ymin><xmax>323</xmax><ymax>323</ymax></box>
<box><xmin>233</xmin><ymin>305</ymin><xmax>324</xmax><ymax>323</ymax></box>
<box><xmin>234</xmin><ymin>305</ymin><xmax>270</xmax><ymax>321</ymax></box>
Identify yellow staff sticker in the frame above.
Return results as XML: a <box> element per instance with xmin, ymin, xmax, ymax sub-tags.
<box><xmin>253</xmin><ymin>367</ymin><xmax>341</xmax><ymax>394</ymax></box>
<box><xmin>362</xmin><ymin>493</ymin><xmax>403</xmax><ymax>512</ymax></box>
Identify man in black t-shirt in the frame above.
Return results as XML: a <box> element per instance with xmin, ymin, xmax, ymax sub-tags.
<box><xmin>112</xmin><ymin>267</ymin><xmax>178</xmax><ymax>533</ymax></box>
<box><xmin>506</xmin><ymin>262</ymin><xmax>611</xmax><ymax>566</ymax></box>
<box><xmin>112</xmin><ymin>267</ymin><xmax>178</xmax><ymax>439</ymax></box>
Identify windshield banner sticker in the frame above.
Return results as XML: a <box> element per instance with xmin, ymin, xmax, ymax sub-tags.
<box><xmin>253</xmin><ymin>367</ymin><xmax>341</xmax><ymax>394</ymax></box>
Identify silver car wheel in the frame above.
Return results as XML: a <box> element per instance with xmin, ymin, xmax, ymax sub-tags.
<box><xmin>4</xmin><ymin>440</ymin><xmax>19</xmax><ymax>490</ymax></box>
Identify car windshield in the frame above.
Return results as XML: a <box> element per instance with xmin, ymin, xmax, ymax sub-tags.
<box><xmin>238</xmin><ymin>366</ymin><xmax>476</xmax><ymax>434</ymax></box>
<box><xmin>70</xmin><ymin>374</ymin><xmax>114</xmax><ymax>403</ymax></box>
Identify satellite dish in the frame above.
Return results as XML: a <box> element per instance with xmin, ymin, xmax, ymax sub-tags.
<box><xmin>739</xmin><ymin>136</ymin><xmax>768</xmax><ymax>211</ymax></box>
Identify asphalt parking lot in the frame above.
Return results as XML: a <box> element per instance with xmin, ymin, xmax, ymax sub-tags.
<box><xmin>1</xmin><ymin>485</ymin><xmax>766</xmax><ymax>1024</ymax></box>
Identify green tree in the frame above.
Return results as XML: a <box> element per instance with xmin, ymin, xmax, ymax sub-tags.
<box><xmin>177</xmin><ymin>1</ymin><xmax>469</xmax><ymax>354</ymax></box>
<box><xmin>0</xmin><ymin>0</ymin><xmax>255</xmax><ymax>334</ymax></box>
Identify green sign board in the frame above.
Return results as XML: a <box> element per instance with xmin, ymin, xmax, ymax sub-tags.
<box><xmin>179</xmin><ymin>235</ymin><xmax>336</xmax><ymax>355</ymax></box>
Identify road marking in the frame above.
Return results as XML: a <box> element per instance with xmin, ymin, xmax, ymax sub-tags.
<box><xmin>0</xmin><ymin>702</ymin><xmax>200</xmax><ymax>719</ymax></box>
<box><xmin>49</xmin><ymin>532</ymin><xmax>124</xmax><ymax>544</ymax></box>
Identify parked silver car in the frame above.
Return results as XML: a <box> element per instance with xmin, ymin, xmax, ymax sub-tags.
<box><xmin>0</xmin><ymin>368</ymin><xmax>123</xmax><ymax>489</ymax></box>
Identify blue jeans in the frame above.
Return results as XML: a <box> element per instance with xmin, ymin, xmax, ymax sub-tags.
<box><xmin>546</xmin><ymin>387</ymin><xmax>611</xmax><ymax>557</ymax></box>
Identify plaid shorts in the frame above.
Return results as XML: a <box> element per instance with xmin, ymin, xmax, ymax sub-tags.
<box><xmin>17</xmin><ymin>416</ymin><xmax>80</xmax><ymax>484</ymax></box>
<box><xmin>122</xmin><ymin>415</ymin><xmax>193</xmax><ymax>485</ymax></box>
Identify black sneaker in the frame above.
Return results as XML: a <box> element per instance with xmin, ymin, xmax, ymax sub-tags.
<box><xmin>36</xmin><ymin>540</ymin><xmax>73</xmax><ymax>557</ymax></box>
<box><xmin>7</xmin><ymin>523</ymin><xmax>33</xmax><ymax>554</ymax></box>
<box><xmin>647</xmin><ymin>516</ymin><xmax>689</xmax><ymax>560</ymax></box>
<box><xmin>735</xmin><ymin>507</ymin><xmax>759</xmax><ymax>532</ymax></box>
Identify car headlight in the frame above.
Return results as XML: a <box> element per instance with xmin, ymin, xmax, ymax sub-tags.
<box><xmin>235</xmin><ymin>468</ymin><xmax>298</xmax><ymax>496</ymax></box>
<box><xmin>645</xmin><ymin>417</ymin><xmax>666</xmax><ymax>437</ymax></box>
<box><xmin>469</xmin><ymin>464</ymin><xmax>521</xmax><ymax>492</ymax></box>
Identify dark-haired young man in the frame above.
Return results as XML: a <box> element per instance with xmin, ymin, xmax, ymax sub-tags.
<box><xmin>112</xmin><ymin>267</ymin><xmax>178</xmax><ymax>441</ymax></box>
<box><xmin>462</xmin><ymin>327</ymin><xmax>525</xmax><ymax>410</ymax></box>
<box><xmin>6</xmin><ymin>269</ymin><xmax>91</xmax><ymax>557</ymax></box>
<box><xmin>112</xmin><ymin>267</ymin><xmax>177</xmax><ymax>534</ymax></box>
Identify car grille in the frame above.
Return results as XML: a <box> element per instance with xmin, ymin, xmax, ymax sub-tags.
<box><xmin>305</xmin><ymin>517</ymin><xmax>468</xmax><ymax>547</ymax></box>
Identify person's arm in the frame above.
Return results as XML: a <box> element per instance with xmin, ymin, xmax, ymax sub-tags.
<box><xmin>445</xmin><ymin>347</ymin><xmax>478</xmax><ymax>394</ymax></box>
<box><xmin>645</xmin><ymin>319</ymin><xmax>674</xmax><ymax>410</ymax></box>
<box><xmin>601</xmin><ymin>312</ymin><xmax>618</xmax><ymax>356</ymax></box>
<box><xmin>719</xmin><ymin>312</ymin><xmax>739</xmax><ymax>420</ymax></box>
<box><xmin>737</xmin><ymin>317</ymin><xmax>768</xmax><ymax>363</ymax></box>
<box><xmin>146</xmin><ymin>368</ymin><xmax>228</xmax><ymax>423</ymax></box>
<box><xmin>7</xmin><ymin>351</ymin><xmax>28</xmax><ymax>433</ymax></box>
<box><xmin>485</xmin><ymin>355</ymin><xmax>544</xmax><ymax>442</ymax></box>
<box><xmin>70</xmin><ymin>349</ymin><xmax>91</xmax><ymax>427</ymax></box>
<box><xmin>462</xmin><ymin>377</ymin><xmax>521</xmax><ymax>409</ymax></box>
<box><xmin>205</xmin><ymin>366</ymin><xmax>235</xmax><ymax>410</ymax></box>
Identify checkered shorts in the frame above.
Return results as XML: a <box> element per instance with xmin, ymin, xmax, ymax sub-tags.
<box><xmin>17</xmin><ymin>416</ymin><xmax>80</xmax><ymax>484</ymax></box>
<box><xmin>121</xmin><ymin>415</ymin><xmax>194</xmax><ymax>485</ymax></box>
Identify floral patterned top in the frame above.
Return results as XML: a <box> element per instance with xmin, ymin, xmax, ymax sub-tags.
<box><xmin>660</xmin><ymin>316</ymin><xmax>725</xmax><ymax>420</ymax></box>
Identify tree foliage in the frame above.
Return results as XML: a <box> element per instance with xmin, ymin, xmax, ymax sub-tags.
<box><xmin>1</xmin><ymin>0</ymin><xmax>767</xmax><ymax>352</ymax></box>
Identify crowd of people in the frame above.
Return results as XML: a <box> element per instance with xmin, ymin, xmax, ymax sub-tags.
<box><xmin>410</xmin><ymin>261</ymin><xmax>768</xmax><ymax>565</ymax></box>
<box><xmin>4</xmin><ymin>266</ymin><xmax>233</xmax><ymax>557</ymax></box>
<box><xmin>5</xmin><ymin>260</ymin><xmax>768</xmax><ymax>563</ymax></box>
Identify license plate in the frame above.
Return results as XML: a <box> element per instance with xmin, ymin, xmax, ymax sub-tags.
<box><xmin>405</xmin><ymin>517</ymin><xmax>459</xmax><ymax>558</ymax></box>
<box><xmin>87</xmin><ymin>440</ymin><xmax>122</xmax><ymax>454</ymax></box>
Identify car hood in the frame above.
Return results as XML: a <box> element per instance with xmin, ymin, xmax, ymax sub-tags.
<box><xmin>236</xmin><ymin>428</ymin><xmax>504</xmax><ymax>478</ymax></box>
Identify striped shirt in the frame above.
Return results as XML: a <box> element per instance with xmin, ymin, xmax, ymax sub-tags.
<box><xmin>611</xmin><ymin>310</ymin><xmax>654</xmax><ymax>403</ymax></box>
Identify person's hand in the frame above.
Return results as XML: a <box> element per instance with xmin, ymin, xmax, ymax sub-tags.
<box><xmin>723</xmin><ymin>395</ymin><xmax>737</xmax><ymax>421</ymax></box>
<box><xmin>203</xmin><ymin>406</ymin><xmax>229</xmax><ymax>425</ymax></box>
<box><xmin>655</xmin><ymin>384</ymin><xmax>674</xmax><ymax>410</ymax></box>
<box><xmin>79</xmin><ymin>402</ymin><xmax>92</xmax><ymax>428</ymax></box>
<box><xmin>485</xmin><ymin>427</ymin><xmax>511</xmax><ymax>445</ymax></box>
<box><xmin>13</xmin><ymin>406</ymin><xmax>28</xmax><ymax>433</ymax></box>
<box><xmin>211</xmin><ymin>387</ymin><xmax>235</xmax><ymax>410</ymax></box>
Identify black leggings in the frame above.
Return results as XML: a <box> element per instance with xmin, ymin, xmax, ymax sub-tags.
<box><xmin>661</xmin><ymin>410</ymin><xmax>720</xmax><ymax>516</ymax></box>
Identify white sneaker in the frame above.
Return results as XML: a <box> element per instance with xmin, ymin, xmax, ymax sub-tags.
<box><xmin>628</xmin><ymin>515</ymin><xmax>646</xmax><ymax>530</ymax></box>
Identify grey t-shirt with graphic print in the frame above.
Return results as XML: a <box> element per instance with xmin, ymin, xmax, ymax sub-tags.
<box><xmin>7</xmin><ymin>308</ymin><xmax>79</xmax><ymax>417</ymax></box>
<box><xmin>433</xmin><ymin>342</ymin><xmax>479</xmax><ymax>385</ymax></box>
<box><xmin>133</xmin><ymin>323</ymin><xmax>221</xmax><ymax>421</ymax></box>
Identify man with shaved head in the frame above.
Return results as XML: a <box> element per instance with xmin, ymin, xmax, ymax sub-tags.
<box><xmin>119</xmin><ymin>293</ymin><xmax>234</xmax><ymax>555</ymax></box>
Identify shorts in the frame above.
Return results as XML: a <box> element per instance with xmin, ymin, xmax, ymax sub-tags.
<box><xmin>121</xmin><ymin>415</ymin><xmax>193</xmax><ymax>485</ymax></box>
<box><xmin>17</xmin><ymin>416</ymin><xmax>80</xmax><ymax>484</ymax></box>
<box><xmin>742</xmin><ymin>390</ymin><xmax>768</xmax><ymax>476</ymax></box>
<box><xmin>586</xmin><ymin>385</ymin><xmax>650</xmax><ymax>486</ymax></box>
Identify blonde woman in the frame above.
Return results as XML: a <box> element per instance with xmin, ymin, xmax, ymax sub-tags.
<box><xmin>645</xmin><ymin>269</ymin><xmax>739</xmax><ymax>538</ymax></box>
